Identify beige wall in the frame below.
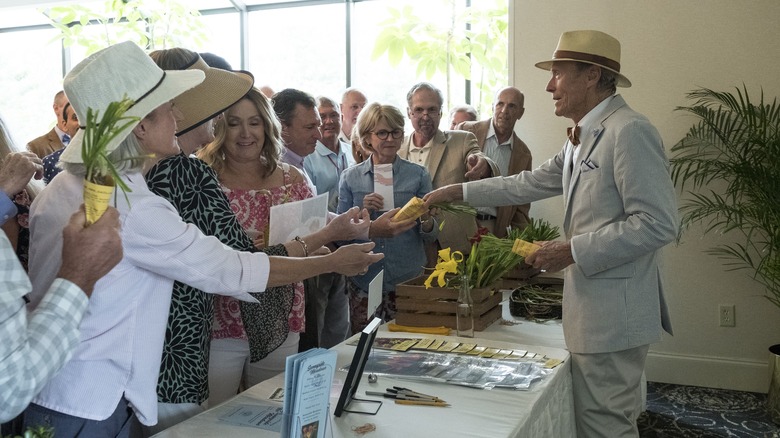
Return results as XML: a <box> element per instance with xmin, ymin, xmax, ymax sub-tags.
<box><xmin>511</xmin><ymin>0</ymin><xmax>780</xmax><ymax>392</ymax></box>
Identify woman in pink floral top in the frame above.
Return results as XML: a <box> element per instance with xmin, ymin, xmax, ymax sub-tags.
<box><xmin>199</xmin><ymin>87</ymin><xmax>315</xmax><ymax>406</ymax></box>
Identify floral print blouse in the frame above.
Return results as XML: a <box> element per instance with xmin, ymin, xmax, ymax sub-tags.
<box><xmin>213</xmin><ymin>164</ymin><xmax>314</xmax><ymax>340</ymax></box>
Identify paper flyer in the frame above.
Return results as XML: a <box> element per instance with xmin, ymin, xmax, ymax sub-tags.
<box><xmin>269</xmin><ymin>193</ymin><xmax>328</xmax><ymax>245</ymax></box>
<box><xmin>282</xmin><ymin>348</ymin><xmax>338</xmax><ymax>438</ymax></box>
<box><xmin>218</xmin><ymin>404</ymin><xmax>283</xmax><ymax>431</ymax></box>
<box><xmin>373</xmin><ymin>163</ymin><xmax>394</xmax><ymax>211</ymax></box>
<box><xmin>367</xmin><ymin>270</ymin><xmax>383</xmax><ymax>318</ymax></box>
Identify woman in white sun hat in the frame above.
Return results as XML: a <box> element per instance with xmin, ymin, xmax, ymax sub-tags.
<box><xmin>23</xmin><ymin>41</ymin><xmax>382</xmax><ymax>437</ymax></box>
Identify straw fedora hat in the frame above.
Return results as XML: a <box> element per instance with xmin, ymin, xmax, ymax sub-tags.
<box><xmin>171</xmin><ymin>53</ymin><xmax>254</xmax><ymax>136</ymax></box>
<box><xmin>60</xmin><ymin>41</ymin><xmax>205</xmax><ymax>164</ymax></box>
<box><xmin>535</xmin><ymin>30</ymin><xmax>631</xmax><ymax>88</ymax></box>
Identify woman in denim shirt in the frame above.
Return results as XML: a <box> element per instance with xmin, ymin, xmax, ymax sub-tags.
<box><xmin>337</xmin><ymin>103</ymin><xmax>438</xmax><ymax>334</ymax></box>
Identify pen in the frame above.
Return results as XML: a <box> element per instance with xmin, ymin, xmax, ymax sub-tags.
<box><xmin>366</xmin><ymin>391</ymin><xmax>438</xmax><ymax>401</ymax></box>
<box><xmin>391</xmin><ymin>386</ymin><xmax>442</xmax><ymax>401</ymax></box>
<box><xmin>395</xmin><ymin>400</ymin><xmax>450</xmax><ymax>407</ymax></box>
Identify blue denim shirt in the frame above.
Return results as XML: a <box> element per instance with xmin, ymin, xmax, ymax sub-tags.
<box><xmin>337</xmin><ymin>156</ymin><xmax>438</xmax><ymax>292</ymax></box>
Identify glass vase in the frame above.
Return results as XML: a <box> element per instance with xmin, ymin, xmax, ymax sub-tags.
<box><xmin>456</xmin><ymin>274</ymin><xmax>474</xmax><ymax>338</ymax></box>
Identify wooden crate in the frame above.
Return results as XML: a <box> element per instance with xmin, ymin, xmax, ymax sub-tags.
<box><xmin>394</xmin><ymin>276</ymin><xmax>502</xmax><ymax>331</ymax></box>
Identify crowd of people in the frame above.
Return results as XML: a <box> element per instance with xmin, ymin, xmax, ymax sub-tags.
<box><xmin>1</xmin><ymin>29</ymin><xmax>677</xmax><ymax>438</ymax></box>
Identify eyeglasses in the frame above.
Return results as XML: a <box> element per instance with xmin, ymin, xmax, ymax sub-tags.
<box><xmin>372</xmin><ymin>129</ymin><xmax>404</xmax><ymax>140</ymax></box>
<box><xmin>411</xmin><ymin>107</ymin><xmax>441</xmax><ymax>118</ymax></box>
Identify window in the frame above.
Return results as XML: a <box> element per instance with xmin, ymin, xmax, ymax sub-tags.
<box><xmin>0</xmin><ymin>27</ymin><xmax>63</xmax><ymax>148</ymax></box>
<box><xmin>0</xmin><ymin>0</ymin><xmax>508</xmax><ymax>144</ymax></box>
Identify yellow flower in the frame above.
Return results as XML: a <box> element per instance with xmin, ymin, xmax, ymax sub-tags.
<box><xmin>424</xmin><ymin>248</ymin><xmax>464</xmax><ymax>288</ymax></box>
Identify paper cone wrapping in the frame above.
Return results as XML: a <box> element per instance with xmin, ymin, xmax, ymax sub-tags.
<box><xmin>84</xmin><ymin>179</ymin><xmax>114</xmax><ymax>225</ymax></box>
<box><xmin>392</xmin><ymin>196</ymin><xmax>427</xmax><ymax>222</ymax></box>
<box><xmin>512</xmin><ymin>239</ymin><xmax>541</xmax><ymax>258</ymax></box>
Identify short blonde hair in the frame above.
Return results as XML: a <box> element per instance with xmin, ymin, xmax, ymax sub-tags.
<box><xmin>355</xmin><ymin>103</ymin><xmax>404</xmax><ymax>155</ymax></box>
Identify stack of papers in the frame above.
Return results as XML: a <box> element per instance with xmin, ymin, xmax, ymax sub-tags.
<box><xmin>281</xmin><ymin>348</ymin><xmax>338</xmax><ymax>438</ymax></box>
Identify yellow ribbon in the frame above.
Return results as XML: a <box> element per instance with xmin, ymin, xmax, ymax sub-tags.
<box><xmin>424</xmin><ymin>248</ymin><xmax>464</xmax><ymax>288</ymax></box>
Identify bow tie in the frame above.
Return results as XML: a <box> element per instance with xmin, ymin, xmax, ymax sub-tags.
<box><xmin>62</xmin><ymin>134</ymin><xmax>71</xmax><ymax>145</ymax></box>
<box><xmin>567</xmin><ymin>125</ymin><xmax>580</xmax><ymax>146</ymax></box>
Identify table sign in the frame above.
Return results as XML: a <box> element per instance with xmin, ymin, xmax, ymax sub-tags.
<box><xmin>334</xmin><ymin>317</ymin><xmax>382</xmax><ymax>417</ymax></box>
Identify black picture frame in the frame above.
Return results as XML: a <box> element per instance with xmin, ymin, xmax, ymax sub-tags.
<box><xmin>333</xmin><ymin>317</ymin><xmax>383</xmax><ymax>417</ymax></box>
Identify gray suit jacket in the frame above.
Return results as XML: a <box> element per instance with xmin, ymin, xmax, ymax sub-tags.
<box><xmin>464</xmin><ymin>95</ymin><xmax>678</xmax><ymax>353</ymax></box>
<box><xmin>456</xmin><ymin>119</ymin><xmax>532</xmax><ymax>237</ymax></box>
<box><xmin>27</xmin><ymin>128</ymin><xmax>63</xmax><ymax>159</ymax></box>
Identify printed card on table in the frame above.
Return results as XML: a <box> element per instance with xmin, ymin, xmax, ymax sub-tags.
<box><xmin>367</xmin><ymin>270</ymin><xmax>383</xmax><ymax>318</ymax></box>
<box><xmin>373</xmin><ymin>164</ymin><xmax>394</xmax><ymax>211</ymax></box>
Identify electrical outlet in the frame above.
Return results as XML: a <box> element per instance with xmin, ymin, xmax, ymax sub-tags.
<box><xmin>719</xmin><ymin>304</ymin><xmax>736</xmax><ymax>327</ymax></box>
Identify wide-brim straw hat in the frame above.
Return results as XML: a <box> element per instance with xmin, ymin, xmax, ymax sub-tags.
<box><xmin>60</xmin><ymin>41</ymin><xmax>205</xmax><ymax>164</ymax></box>
<box><xmin>535</xmin><ymin>30</ymin><xmax>631</xmax><ymax>88</ymax></box>
<box><xmin>173</xmin><ymin>54</ymin><xmax>254</xmax><ymax>136</ymax></box>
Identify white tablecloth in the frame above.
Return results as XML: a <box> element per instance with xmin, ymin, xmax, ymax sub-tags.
<box><xmin>153</xmin><ymin>297</ymin><xmax>575</xmax><ymax>437</ymax></box>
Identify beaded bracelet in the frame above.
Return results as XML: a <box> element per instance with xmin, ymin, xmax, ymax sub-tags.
<box><xmin>294</xmin><ymin>236</ymin><xmax>309</xmax><ymax>257</ymax></box>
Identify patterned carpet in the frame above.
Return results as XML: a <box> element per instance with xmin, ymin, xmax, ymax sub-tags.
<box><xmin>638</xmin><ymin>382</ymin><xmax>780</xmax><ymax>437</ymax></box>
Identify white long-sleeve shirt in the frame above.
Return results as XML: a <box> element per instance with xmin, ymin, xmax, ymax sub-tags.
<box><xmin>27</xmin><ymin>171</ymin><xmax>268</xmax><ymax>426</ymax></box>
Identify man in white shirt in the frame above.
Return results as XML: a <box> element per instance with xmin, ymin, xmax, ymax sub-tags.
<box><xmin>338</xmin><ymin>88</ymin><xmax>367</xmax><ymax>145</ymax></box>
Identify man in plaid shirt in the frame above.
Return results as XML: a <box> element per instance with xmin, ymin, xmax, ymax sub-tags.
<box><xmin>0</xmin><ymin>150</ymin><xmax>122</xmax><ymax>422</ymax></box>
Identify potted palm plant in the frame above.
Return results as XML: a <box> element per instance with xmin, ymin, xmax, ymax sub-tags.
<box><xmin>670</xmin><ymin>86</ymin><xmax>780</xmax><ymax>423</ymax></box>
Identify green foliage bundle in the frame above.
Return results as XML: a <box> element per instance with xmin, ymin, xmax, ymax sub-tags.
<box><xmin>671</xmin><ymin>86</ymin><xmax>780</xmax><ymax>308</ymax></box>
<box><xmin>464</xmin><ymin>218</ymin><xmax>560</xmax><ymax>289</ymax></box>
<box><xmin>82</xmin><ymin>96</ymin><xmax>139</xmax><ymax>193</ymax></box>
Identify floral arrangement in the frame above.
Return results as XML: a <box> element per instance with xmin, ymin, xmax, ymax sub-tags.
<box><xmin>81</xmin><ymin>96</ymin><xmax>140</xmax><ymax>224</ymax></box>
<box><xmin>425</xmin><ymin>218</ymin><xmax>561</xmax><ymax>289</ymax></box>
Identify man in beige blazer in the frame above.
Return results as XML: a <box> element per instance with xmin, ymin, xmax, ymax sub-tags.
<box><xmin>456</xmin><ymin>86</ymin><xmax>532</xmax><ymax>237</ymax></box>
<box><xmin>398</xmin><ymin>82</ymin><xmax>496</xmax><ymax>259</ymax></box>
<box><xmin>425</xmin><ymin>31</ymin><xmax>677</xmax><ymax>437</ymax></box>
<box><xmin>27</xmin><ymin>91</ymin><xmax>69</xmax><ymax>159</ymax></box>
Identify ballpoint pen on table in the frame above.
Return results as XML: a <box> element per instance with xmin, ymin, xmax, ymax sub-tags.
<box><xmin>394</xmin><ymin>400</ymin><xmax>450</xmax><ymax>407</ymax></box>
<box><xmin>365</xmin><ymin>391</ymin><xmax>438</xmax><ymax>401</ymax></box>
<box><xmin>391</xmin><ymin>386</ymin><xmax>443</xmax><ymax>401</ymax></box>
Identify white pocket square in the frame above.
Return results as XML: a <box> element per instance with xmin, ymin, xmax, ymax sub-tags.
<box><xmin>580</xmin><ymin>159</ymin><xmax>599</xmax><ymax>172</ymax></box>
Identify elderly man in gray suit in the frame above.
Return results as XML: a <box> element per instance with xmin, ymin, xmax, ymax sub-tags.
<box><xmin>425</xmin><ymin>30</ymin><xmax>677</xmax><ymax>437</ymax></box>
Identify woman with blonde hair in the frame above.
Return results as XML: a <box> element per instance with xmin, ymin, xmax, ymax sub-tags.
<box><xmin>200</xmin><ymin>87</ymin><xmax>361</xmax><ymax>405</ymax></box>
<box><xmin>337</xmin><ymin>102</ymin><xmax>438</xmax><ymax>334</ymax></box>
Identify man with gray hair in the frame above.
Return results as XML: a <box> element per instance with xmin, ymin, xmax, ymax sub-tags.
<box><xmin>425</xmin><ymin>30</ymin><xmax>677</xmax><ymax>437</ymax></box>
<box><xmin>338</xmin><ymin>88</ymin><xmax>367</xmax><ymax>145</ymax></box>
<box><xmin>398</xmin><ymin>82</ymin><xmax>496</xmax><ymax>260</ymax></box>
<box><xmin>300</xmin><ymin>96</ymin><xmax>355</xmax><ymax>350</ymax></box>
<box><xmin>448</xmin><ymin>104</ymin><xmax>478</xmax><ymax>130</ymax></box>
